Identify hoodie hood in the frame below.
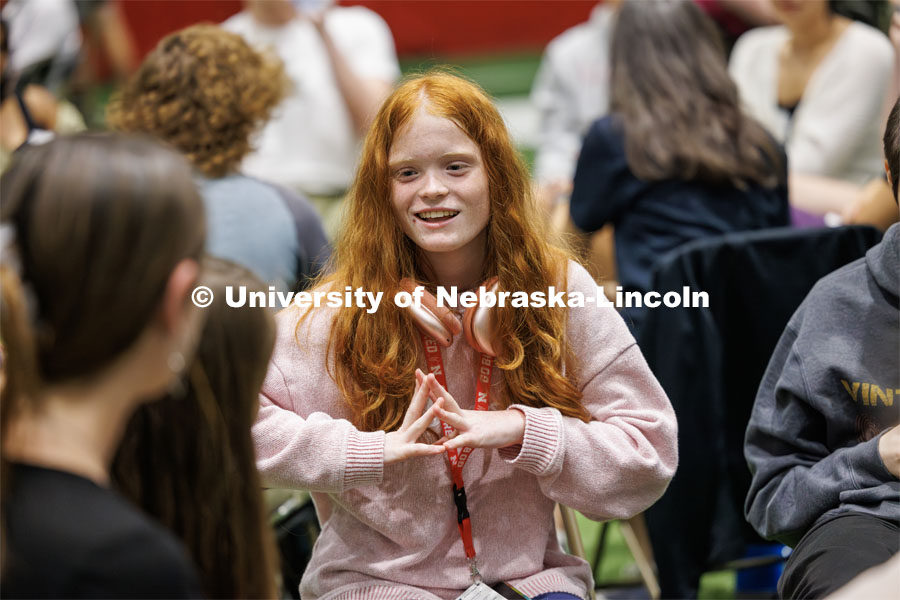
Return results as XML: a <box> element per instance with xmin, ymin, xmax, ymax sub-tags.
<box><xmin>866</xmin><ymin>223</ymin><xmax>899</xmax><ymax>300</ymax></box>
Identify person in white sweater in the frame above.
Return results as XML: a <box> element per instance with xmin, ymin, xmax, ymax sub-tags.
<box><xmin>729</xmin><ymin>0</ymin><xmax>894</xmax><ymax>219</ymax></box>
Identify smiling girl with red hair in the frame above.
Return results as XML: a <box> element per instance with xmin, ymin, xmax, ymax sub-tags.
<box><xmin>254</xmin><ymin>72</ymin><xmax>677</xmax><ymax>600</ymax></box>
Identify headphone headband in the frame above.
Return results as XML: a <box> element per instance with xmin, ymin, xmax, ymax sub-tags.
<box><xmin>399</xmin><ymin>277</ymin><xmax>498</xmax><ymax>357</ymax></box>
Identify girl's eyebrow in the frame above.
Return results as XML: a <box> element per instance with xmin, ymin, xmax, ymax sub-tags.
<box><xmin>440</xmin><ymin>152</ymin><xmax>477</xmax><ymax>161</ymax></box>
<box><xmin>388</xmin><ymin>159</ymin><xmax>414</xmax><ymax>170</ymax></box>
<box><xmin>389</xmin><ymin>151</ymin><xmax>478</xmax><ymax>170</ymax></box>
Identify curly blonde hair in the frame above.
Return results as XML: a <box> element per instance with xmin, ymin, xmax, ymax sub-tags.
<box><xmin>107</xmin><ymin>24</ymin><xmax>287</xmax><ymax>178</ymax></box>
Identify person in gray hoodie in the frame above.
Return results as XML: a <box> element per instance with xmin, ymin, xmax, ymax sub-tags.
<box><xmin>745</xmin><ymin>95</ymin><xmax>900</xmax><ymax>600</ymax></box>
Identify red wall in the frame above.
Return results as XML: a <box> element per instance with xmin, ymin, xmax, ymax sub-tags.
<box><xmin>120</xmin><ymin>0</ymin><xmax>243</xmax><ymax>58</ymax></box>
<box><xmin>119</xmin><ymin>0</ymin><xmax>598</xmax><ymax>60</ymax></box>
<box><xmin>347</xmin><ymin>1</ymin><xmax>597</xmax><ymax>56</ymax></box>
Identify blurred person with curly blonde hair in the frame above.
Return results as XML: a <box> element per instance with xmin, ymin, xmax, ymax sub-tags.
<box><xmin>108</xmin><ymin>24</ymin><xmax>329</xmax><ymax>292</ymax></box>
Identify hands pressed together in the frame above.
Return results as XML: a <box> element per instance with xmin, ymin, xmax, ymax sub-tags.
<box><xmin>382</xmin><ymin>369</ymin><xmax>526</xmax><ymax>466</ymax></box>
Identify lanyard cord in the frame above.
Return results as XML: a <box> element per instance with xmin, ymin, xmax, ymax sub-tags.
<box><xmin>420</xmin><ymin>332</ymin><xmax>493</xmax><ymax>583</ymax></box>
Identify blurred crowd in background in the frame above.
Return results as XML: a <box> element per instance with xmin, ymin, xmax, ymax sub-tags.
<box><xmin>1</xmin><ymin>1</ymin><xmax>898</xmax><ymax>599</ymax></box>
<box><xmin>2</xmin><ymin>0</ymin><xmax>898</xmax><ymax>279</ymax></box>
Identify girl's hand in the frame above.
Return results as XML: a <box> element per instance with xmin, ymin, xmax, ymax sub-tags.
<box><xmin>383</xmin><ymin>369</ymin><xmax>447</xmax><ymax>465</ymax></box>
<box><xmin>421</xmin><ymin>373</ymin><xmax>526</xmax><ymax>450</ymax></box>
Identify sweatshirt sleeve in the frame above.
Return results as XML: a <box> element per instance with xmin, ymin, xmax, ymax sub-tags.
<box><xmin>252</xmin><ymin>311</ymin><xmax>385</xmax><ymax>493</ymax></box>
<box><xmin>497</xmin><ymin>263</ymin><xmax>678</xmax><ymax>520</ymax></box>
<box><xmin>744</xmin><ymin>314</ymin><xmax>894</xmax><ymax>547</ymax></box>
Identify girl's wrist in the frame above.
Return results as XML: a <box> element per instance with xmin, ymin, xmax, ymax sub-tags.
<box><xmin>507</xmin><ymin>407</ymin><xmax>526</xmax><ymax>446</ymax></box>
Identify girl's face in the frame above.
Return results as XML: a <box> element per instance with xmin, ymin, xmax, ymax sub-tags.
<box><xmin>389</xmin><ymin>106</ymin><xmax>491</xmax><ymax>271</ymax></box>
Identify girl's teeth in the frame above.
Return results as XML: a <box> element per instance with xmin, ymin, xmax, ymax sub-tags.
<box><xmin>418</xmin><ymin>210</ymin><xmax>459</xmax><ymax>220</ymax></box>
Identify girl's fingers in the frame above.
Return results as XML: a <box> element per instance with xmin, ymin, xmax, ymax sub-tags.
<box><xmin>401</xmin><ymin>375</ymin><xmax>430</xmax><ymax>430</ymax></box>
<box><xmin>443</xmin><ymin>433</ymin><xmax>474</xmax><ymax>451</ymax></box>
<box><xmin>433</xmin><ymin>398</ymin><xmax>467</xmax><ymax>431</ymax></box>
<box><xmin>416</xmin><ymin>368</ymin><xmax>445</xmax><ymax>405</ymax></box>
<box><xmin>416</xmin><ymin>369</ymin><xmax>440</xmax><ymax>405</ymax></box>
<box><xmin>407</xmin><ymin>404</ymin><xmax>438</xmax><ymax>440</ymax></box>
<box><xmin>409</xmin><ymin>443</ymin><xmax>447</xmax><ymax>457</ymax></box>
<box><xmin>426</xmin><ymin>374</ymin><xmax>462</xmax><ymax>412</ymax></box>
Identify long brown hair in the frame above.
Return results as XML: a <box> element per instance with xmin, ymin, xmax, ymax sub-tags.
<box><xmin>610</xmin><ymin>0</ymin><xmax>785</xmax><ymax>188</ymax></box>
<box><xmin>0</xmin><ymin>132</ymin><xmax>205</xmax><ymax>565</ymax></box>
<box><xmin>307</xmin><ymin>71</ymin><xmax>590</xmax><ymax>433</ymax></box>
<box><xmin>112</xmin><ymin>258</ymin><xmax>279</xmax><ymax>599</ymax></box>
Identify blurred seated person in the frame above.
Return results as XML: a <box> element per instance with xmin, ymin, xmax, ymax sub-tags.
<box><xmin>223</xmin><ymin>0</ymin><xmax>399</xmax><ymax>238</ymax></box>
<box><xmin>0</xmin><ymin>0</ymin><xmax>81</xmax><ymax>91</ymax></box>
<box><xmin>107</xmin><ymin>25</ymin><xmax>329</xmax><ymax>292</ymax></box>
<box><xmin>0</xmin><ymin>18</ymin><xmax>85</xmax><ymax>173</ymax></box>
<box><xmin>66</xmin><ymin>0</ymin><xmax>139</xmax><ymax>127</ymax></box>
<box><xmin>113</xmin><ymin>258</ymin><xmax>280</xmax><ymax>600</ymax></box>
<box><xmin>530</xmin><ymin>0</ymin><xmax>778</xmax><ymax>217</ymax></box>
<box><xmin>570</xmin><ymin>0</ymin><xmax>789</xmax><ymax>335</ymax></box>
<box><xmin>828</xmin><ymin>1</ymin><xmax>900</xmax><ymax>232</ymax></box>
<box><xmin>744</xmin><ymin>96</ymin><xmax>900</xmax><ymax>599</ymax></box>
<box><xmin>729</xmin><ymin>0</ymin><xmax>894</xmax><ymax>219</ymax></box>
<box><xmin>530</xmin><ymin>0</ymin><xmax>620</xmax><ymax>218</ymax></box>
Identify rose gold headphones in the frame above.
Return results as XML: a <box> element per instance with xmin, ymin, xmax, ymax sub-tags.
<box><xmin>399</xmin><ymin>277</ymin><xmax>499</xmax><ymax>357</ymax></box>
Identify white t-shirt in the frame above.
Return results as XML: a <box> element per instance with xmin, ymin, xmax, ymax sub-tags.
<box><xmin>530</xmin><ymin>3</ymin><xmax>616</xmax><ymax>184</ymax></box>
<box><xmin>223</xmin><ymin>7</ymin><xmax>400</xmax><ymax>195</ymax></box>
<box><xmin>2</xmin><ymin>0</ymin><xmax>81</xmax><ymax>78</ymax></box>
<box><xmin>729</xmin><ymin>22</ymin><xmax>894</xmax><ymax>185</ymax></box>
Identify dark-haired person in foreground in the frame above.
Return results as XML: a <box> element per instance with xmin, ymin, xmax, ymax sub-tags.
<box><xmin>0</xmin><ymin>134</ymin><xmax>206</xmax><ymax>598</ymax></box>
<box><xmin>744</xmin><ymin>96</ymin><xmax>900</xmax><ymax>599</ymax></box>
<box><xmin>113</xmin><ymin>258</ymin><xmax>280</xmax><ymax>600</ymax></box>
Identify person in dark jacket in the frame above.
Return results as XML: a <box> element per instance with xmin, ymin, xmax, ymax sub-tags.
<box><xmin>569</xmin><ymin>0</ymin><xmax>788</xmax><ymax>335</ymax></box>
<box><xmin>744</xmin><ymin>96</ymin><xmax>900</xmax><ymax>599</ymax></box>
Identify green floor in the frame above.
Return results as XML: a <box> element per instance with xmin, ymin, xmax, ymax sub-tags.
<box><xmin>576</xmin><ymin>515</ymin><xmax>736</xmax><ymax>599</ymax></box>
<box><xmin>400</xmin><ymin>51</ymin><xmax>542</xmax><ymax>98</ymax></box>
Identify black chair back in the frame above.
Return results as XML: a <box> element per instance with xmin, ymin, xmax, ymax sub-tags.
<box><xmin>638</xmin><ymin>225</ymin><xmax>883</xmax><ymax>598</ymax></box>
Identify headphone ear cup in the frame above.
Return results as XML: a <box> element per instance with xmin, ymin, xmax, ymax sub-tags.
<box><xmin>400</xmin><ymin>278</ymin><xmax>462</xmax><ymax>347</ymax></box>
<box><xmin>463</xmin><ymin>278</ymin><xmax>499</xmax><ymax>357</ymax></box>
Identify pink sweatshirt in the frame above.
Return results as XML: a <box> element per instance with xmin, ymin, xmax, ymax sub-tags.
<box><xmin>254</xmin><ymin>262</ymin><xmax>678</xmax><ymax>600</ymax></box>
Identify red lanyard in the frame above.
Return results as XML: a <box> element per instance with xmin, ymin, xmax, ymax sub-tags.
<box><xmin>420</xmin><ymin>332</ymin><xmax>493</xmax><ymax>576</ymax></box>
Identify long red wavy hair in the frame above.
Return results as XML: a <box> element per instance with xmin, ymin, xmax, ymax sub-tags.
<box><xmin>305</xmin><ymin>71</ymin><xmax>590</xmax><ymax>432</ymax></box>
